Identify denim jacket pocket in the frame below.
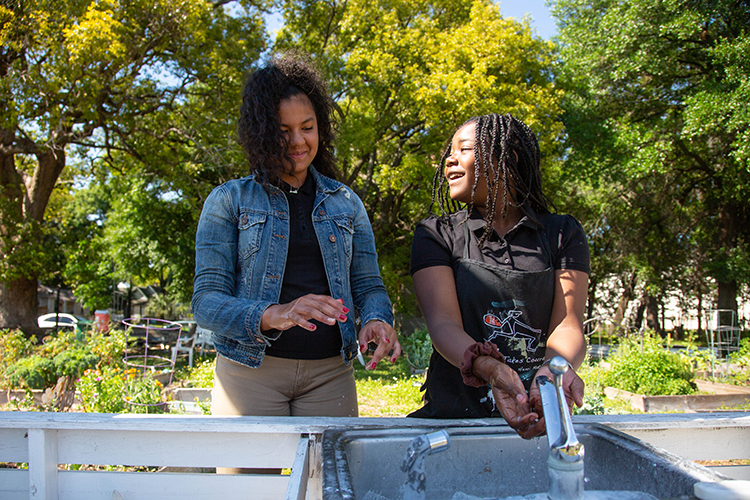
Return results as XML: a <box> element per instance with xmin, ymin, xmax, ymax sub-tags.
<box><xmin>332</xmin><ymin>216</ymin><xmax>355</xmax><ymax>261</ymax></box>
<box><xmin>238</xmin><ymin>211</ymin><xmax>266</xmax><ymax>260</ymax></box>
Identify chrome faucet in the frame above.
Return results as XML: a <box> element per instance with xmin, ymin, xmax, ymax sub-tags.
<box><xmin>536</xmin><ymin>356</ymin><xmax>585</xmax><ymax>500</ymax></box>
<box><xmin>400</xmin><ymin>430</ymin><xmax>450</xmax><ymax>500</ymax></box>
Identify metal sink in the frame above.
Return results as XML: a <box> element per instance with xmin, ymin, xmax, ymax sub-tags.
<box><xmin>321</xmin><ymin>424</ymin><xmax>726</xmax><ymax>500</ymax></box>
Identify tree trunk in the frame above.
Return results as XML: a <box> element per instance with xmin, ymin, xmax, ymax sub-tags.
<box><xmin>645</xmin><ymin>293</ymin><xmax>661</xmax><ymax>335</ymax></box>
<box><xmin>717</xmin><ymin>279</ymin><xmax>738</xmax><ymax>318</ymax></box>
<box><xmin>609</xmin><ymin>270</ymin><xmax>637</xmax><ymax>335</ymax></box>
<box><xmin>0</xmin><ymin>276</ymin><xmax>43</xmax><ymax>337</ymax></box>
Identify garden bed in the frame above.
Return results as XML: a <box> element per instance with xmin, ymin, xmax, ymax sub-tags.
<box><xmin>605</xmin><ymin>381</ymin><xmax>750</xmax><ymax>413</ymax></box>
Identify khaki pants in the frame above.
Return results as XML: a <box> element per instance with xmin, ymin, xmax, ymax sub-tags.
<box><xmin>212</xmin><ymin>354</ymin><xmax>357</xmax><ymax>474</ymax></box>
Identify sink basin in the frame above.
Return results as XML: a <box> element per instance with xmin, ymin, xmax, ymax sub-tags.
<box><xmin>321</xmin><ymin>424</ymin><xmax>726</xmax><ymax>500</ymax></box>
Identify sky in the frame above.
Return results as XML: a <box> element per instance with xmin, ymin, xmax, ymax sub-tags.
<box><xmin>266</xmin><ymin>1</ymin><xmax>559</xmax><ymax>41</ymax></box>
<box><xmin>497</xmin><ymin>0</ymin><xmax>558</xmax><ymax>39</ymax></box>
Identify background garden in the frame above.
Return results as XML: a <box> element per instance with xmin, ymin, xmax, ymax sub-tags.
<box><xmin>2</xmin><ymin>322</ymin><xmax>749</xmax><ymax>416</ymax></box>
<box><xmin>0</xmin><ymin>0</ymin><xmax>749</xmax><ymax>415</ymax></box>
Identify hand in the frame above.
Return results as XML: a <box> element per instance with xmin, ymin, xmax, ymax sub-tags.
<box><xmin>482</xmin><ymin>360</ymin><xmax>546</xmax><ymax>439</ymax></box>
<box><xmin>261</xmin><ymin>295</ymin><xmax>349</xmax><ymax>332</ymax></box>
<box><xmin>358</xmin><ymin>320</ymin><xmax>402</xmax><ymax>371</ymax></box>
<box><xmin>528</xmin><ymin>363</ymin><xmax>585</xmax><ymax>422</ymax></box>
<box><xmin>472</xmin><ymin>356</ymin><xmax>544</xmax><ymax>438</ymax></box>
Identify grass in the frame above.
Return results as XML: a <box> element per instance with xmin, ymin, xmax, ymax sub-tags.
<box><xmin>353</xmin><ymin>355</ymin><xmax>425</xmax><ymax>417</ymax></box>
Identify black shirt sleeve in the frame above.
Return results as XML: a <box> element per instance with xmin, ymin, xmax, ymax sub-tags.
<box><xmin>410</xmin><ymin>216</ymin><xmax>455</xmax><ymax>275</ymax></box>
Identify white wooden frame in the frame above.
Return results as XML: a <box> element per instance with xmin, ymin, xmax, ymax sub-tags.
<box><xmin>1</xmin><ymin>413</ymin><xmax>748</xmax><ymax>499</ymax></box>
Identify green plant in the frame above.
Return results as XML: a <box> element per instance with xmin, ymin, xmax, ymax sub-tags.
<box><xmin>400</xmin><ymin>328</ymin><xmax>432</xmax><ymax>371</ymax></box>
<box><xmin>78</xmin><ymin>367</ymin><xmax>166</xmax><ymax>414</ymax></box>
<box><xmin>0</xmin><ymin>329</ymin><xmax>37</xmax><ymax>387</ymax></box>
<box><xmin>5</xmin><ymin>355</ymin><xmax>56</xmax><ymax>389</ymax></box>
<box><xmin>602</xmin><ymin>332</ymin><xmax>696</xmax><ymax>396</ymax></box>
<box><xmin>176</xmin><ymin>357</ymin><xmax>216</xmax><ymax>388</ymax></box>
<box><xmin>52</xmin><ymin>348</ymin><xmax>98</xmax><ymax>380</ymax></box>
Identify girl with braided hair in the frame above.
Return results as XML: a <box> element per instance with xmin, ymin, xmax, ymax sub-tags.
<box><xmin>409</xmin><ymin>113</ymin><xmax>589</xmax><ymax>438</ymax></box>
<box><xmin>192</xmin><ymin>52</ymin><xmax>400</xmax><ymax>430</ymax></box>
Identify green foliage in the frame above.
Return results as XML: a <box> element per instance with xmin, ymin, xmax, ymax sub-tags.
<box><xmin>176</xmin><ymin>357</ymin><xmax>216</xmax><ymax>388</ymax></box>
<box><xmin>399</xmin><ymin>328</ymin><xmax>433</xmax><ymax>371</ymax></box>
<box><xmin>276</xmin><ymin>0</ymin><xmax>564</xmax><ymax>315</ymax></box>
<box><xmin>51</xmin><ymin>348</ymin><xmax>98</xmax><ymax>380</ymax></box>
<box><xmin>0</xmin><ymin>329</ymin><xmax>37</xmax><ymax>369</ymax></box>
<box><xmin>553</xmin><ymin>0</ymin><xmax>750</xmax><ymax>312</ymax></box>
<box><xmin>78</xmin><ymin>367</ymin><xmax>166</xmax><ymax>414</ymax></box>
<box><xmin>731</xmin><ymin>337</ymin><xmax>750</xmax><ymax>371</ymax></box>
<box><xmin>603</xmin><ymin>333</ymin><xmax>697</xmax><ymax>396</ymax></box>
<box><xmin>5</xmin><ymin>355</ymin><xmax>56</xmax><ymax>390</ymax></box>
<box><xmin>86</xmin><ymin>329</ymin><xmax>128</xmax><ymax>368</ymax></box>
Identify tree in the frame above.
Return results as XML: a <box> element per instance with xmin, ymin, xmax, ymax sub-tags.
<box><xmin>276</xmin><ymin>0</ymin><xmax>564</xmax><ymax>316</ymax></box>
<box><xmin>0</xmin><ymin>0</ymin><xmax>266</xmax><ymax>334</ymax></box>
<box><xmin>553</xmin><ymin>0</ymin><xmax>750</xmax><ymax>323</ymax></box>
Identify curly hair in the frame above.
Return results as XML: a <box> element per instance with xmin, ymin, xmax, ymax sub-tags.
<box><xmin>237</xmin><ymin>51</ymin><xmax>339</xmax><ymax>187</ymax></box>
<box><xmin>430</xmin><ymin>113</ymin><xmax>553</xmax><ymax>246</ymax></box>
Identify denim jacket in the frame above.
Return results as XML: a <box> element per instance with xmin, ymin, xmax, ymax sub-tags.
<box><xmin>192</xmin><ymin>166</ymin><xmax>394</xmax><ymax>368</ymax></box>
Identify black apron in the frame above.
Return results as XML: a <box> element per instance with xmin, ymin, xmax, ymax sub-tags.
<box><xmin>410</xmin><ymin>220</ymin><xmax>555</xmax><ymax>418</ymax></box>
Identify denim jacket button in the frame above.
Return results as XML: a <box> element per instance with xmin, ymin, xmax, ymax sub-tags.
<box><xmin>240</xmin><ymin>214</ymin><xmax>247</xmax><ymax>225</ymax></box>
<box><xmin>329</xmin><ymin>235</ymin><xmax>336</xmax><ymax>243</ymax></box>
<box><xmin>318</xmin><ymin>210</ymin><xmax>326</xmax><ymax>216</ymax></box>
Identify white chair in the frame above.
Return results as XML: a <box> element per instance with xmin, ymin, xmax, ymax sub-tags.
<box><xmin>194</xmin><ymin>326</ymin><xmax>214</xmax><ymax>356</ymax></box>
<box><xmin>171</xmin><ymin>323</ymin><xmax>198</xmax><ymax>367</ymax></box>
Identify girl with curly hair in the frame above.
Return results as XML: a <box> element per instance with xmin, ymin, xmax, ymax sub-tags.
<box><xmin>192</xmin><ymin>52</ymin><xmax>400</xmax><ymax>429</ymax></box>
<box><xmin>409</xmin><ymin>113</ymin><xmax>589</xmax><ymax>438</ymax></box>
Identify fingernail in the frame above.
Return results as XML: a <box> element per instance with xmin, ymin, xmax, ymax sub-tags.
<box><xmin>339</xmin><ymin>315</ymin><xmax>347</xmax><ymax>321</ymax></box>
<box><xmin>309</xmin><ymin>325</ymin><xmax>317</xmax><ymax>331</ymax></box>
<box><xmin>390</xmin><ymin>356</ymin><xmax>397</xmax><ymax>363</ymax></box>
<box><xmin>384</xmin><ymin>337</ymin><xmax>390</xmax><ymax>343</ymax></box>
<box><xmin>360</xmin><ymin>344</ymin><xmax>366</xmax><ymax>353</ymax></box>
<box><xmin>369</xmin><ymin>362</ymin><xmax>377</xmax><ymax>370</ymax></box>
<box><xmin>342</xmin><ymin>307</ymin><xmax>349</xmax><ymax>313</ymax></box>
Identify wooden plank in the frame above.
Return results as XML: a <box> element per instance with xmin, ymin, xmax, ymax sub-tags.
<box><xmin>285</xmin><ymin>435</ymin><xmax>309</xmax><ymax>500</ymax></box>
<box><xmin>56</xmin><ymin>430</ymin><xmax>300</xmax><ymax>469</ymax></box>
<box><xmin>57</xmin><ymin>470</ymin><xmax>289</xmax><ymax>500</ymax></box>
<box><xmin>624</xmin><ymin>427</ymin><xmax>750</xmax><ymax>461</ymax></box>
<box><xmin>307</xmin><ymin>433</ymin><xmax>323</xmax><ymax>500</ymax></box>
<box><xmin>0</xmin><ymin>468</ymin><xmax>29</xmax><ymax>500</ymax></box>
<box><xmin>0</xmin><ymin>427</ymin><xmax>28</xmax><ymax>462</ymax></box>
<box><xmin>28</xmin><ymin>428</ymin><xmax>59</xmax><ymax>500</ymax></box>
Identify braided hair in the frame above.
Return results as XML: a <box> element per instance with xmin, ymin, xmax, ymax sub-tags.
<box><xmin>430</xmin><ymin>113</ymin><xmax>553</xmax><ymax>246</ymax></box>
<box><xmin>237</xmin><ymin>51</ymin><xmax>339</xmax><ymax>188</ymax></box>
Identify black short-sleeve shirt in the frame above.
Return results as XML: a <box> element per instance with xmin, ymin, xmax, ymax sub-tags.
<box><xmin>410</xmin><ymin>207</ymin><xmax>590</xmax><ymax>277</ymax></box>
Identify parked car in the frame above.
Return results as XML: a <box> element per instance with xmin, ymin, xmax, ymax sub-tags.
<box><xmin>37</xmin><ymin>313</ymin><xmax>93</xmax><ymax>333</ymax></box>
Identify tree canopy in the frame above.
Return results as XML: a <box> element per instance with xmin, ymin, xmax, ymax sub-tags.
<box><xmin>553</xmin><ymin>0</ymin><xmax>750</xmax><ymax>327</ymax></box>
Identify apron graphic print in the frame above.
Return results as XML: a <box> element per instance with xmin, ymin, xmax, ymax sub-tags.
<box><xmin>483</xmin><ymin>301</ymin><xmax>542</xmax><ymax>358</ymax></box>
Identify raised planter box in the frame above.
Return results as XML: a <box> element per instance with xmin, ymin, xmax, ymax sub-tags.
<box><xmin>605</xmin><ymin>380</ymin><xmax>750</xmax><ymax>413</ymax></box>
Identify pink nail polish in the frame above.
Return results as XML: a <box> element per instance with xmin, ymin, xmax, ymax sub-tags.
<box><xmin>339</xmin><ymin>315</ymin><xmax>347</xmax><ymax>321</ymax></box>
<box><xmin>384</xmin><ymin>337</ymin><xmax>390</xmax><ymax>343</ymax></box>
<box><xmin>342</xmin><ymin>307</ymin><xmax>350</xmax><ymax>313</ymax></box>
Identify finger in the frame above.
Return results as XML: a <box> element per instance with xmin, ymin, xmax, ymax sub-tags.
<box><xmin>291</xmin><ymin>296</ymin><xmax>342</xmax><ymax>326</ymax></box>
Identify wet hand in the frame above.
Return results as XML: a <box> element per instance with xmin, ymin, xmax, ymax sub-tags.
<box><xmin>528</xmin><ymin>364</ymin><xmax>585</xmax><ymax>424</ymax></box>
<box><xmin>261</xmin><ymin>295</ymin><xmax>349</xmax><ymax>332</ymax></box>
<box><xmin>358</xmin><ymin>320</ymin><xmax>402</xmax><ymax>370</ymax></box>
<box><xmin>487</xmin><ymin>364</ymin><xmax>546</xmax><ymax>439</ymax></box>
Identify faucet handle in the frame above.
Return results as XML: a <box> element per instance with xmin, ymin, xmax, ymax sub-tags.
<box><xmin>545</xmin><ymin>356</ymin><xmax>584</xmax><ymax>462</ymax></box>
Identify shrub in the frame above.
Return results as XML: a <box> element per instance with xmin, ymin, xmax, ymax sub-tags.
<box><xmin>78</xmin><ymin>367</ymin><xmax>166</xmax><ymax>414</ymax></box>
<box><xmin>602</xmin><ymin>333</ymin><xmax>696</xmax><ymax>396</ymax></box>
<box><xmin>400</xmin><ymin>328</ymin><xmax>432</xmax><ymax>371</ymax></box>
<box><xmin>52</xmin><ymin>348</ymin><xmax>99</xmax><ymax>380</ymax></box>
<box><xmin>1</xmin><ymin>329</ymin><xmax>37</xmax><ymax>387</ymax></box>
<box><xmin>6</xmin><ymin>355</ymin><xmax>56</xmax><ymax>389</ymax></box>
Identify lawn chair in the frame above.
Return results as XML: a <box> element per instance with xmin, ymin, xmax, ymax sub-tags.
<box><xmin>171</xmin><ymin>322</ymin><xmax>198</xmax><ymax>368</ymax></box>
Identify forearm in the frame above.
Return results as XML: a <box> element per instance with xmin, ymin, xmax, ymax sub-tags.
<box><xmin>545</xmin><ymin>327</ymin><xmax>587</xmax><ymax>369</ymax></box>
